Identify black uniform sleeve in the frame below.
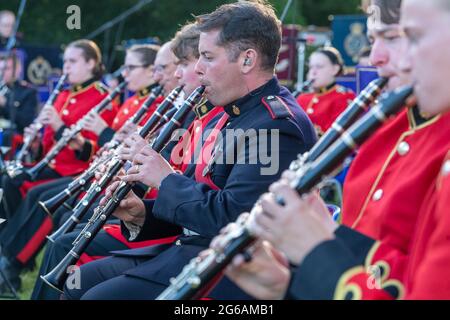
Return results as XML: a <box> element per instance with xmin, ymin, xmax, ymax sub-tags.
<box><xmin>15</xmin><ymin>88</ymin><xmax>38</xmax><ymax>132</ymax></box>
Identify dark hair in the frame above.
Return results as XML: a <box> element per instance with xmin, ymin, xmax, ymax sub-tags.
<box><xmin>315</xmin><ymin>47</ymin><xmax>345</xmax><ymax>76</ymax></box>
<box><xmin>127</xmin><ymin>44</ymin><xmax>160</xmax><ymax>66</ymax></box>
<box><xmin>67</xmin><ymin>39</ymin><xmax>104</xmax><ymax>80</ymax></box>
<box><xmin>369</xmin><ymin>0</ymin><xmax>402</xmax><ymax>24</ymax></box>
<box><xmin>196</xmin><ymin>0</ymin><xmax>282</xmax><ymax>72</ymax></box>
<box><xmin>171</xmin><ymin>22</ymin><xmax>201</xmax><ymax>61</ymax></box>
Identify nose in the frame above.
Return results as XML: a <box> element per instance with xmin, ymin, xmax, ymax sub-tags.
<box><xmin>174</xmin><ymin>65</ymin><xmax>182</xmax><ymax>79</ymax></box>
<box><xmin>370</xmin><ymin>39</ymin><xmax>389</xmax><ymax>68</ymax></box>
<box><xmin>195</xmin><ymin>58</ymin><xmax>204</xmax><ymax>76</ymax></box>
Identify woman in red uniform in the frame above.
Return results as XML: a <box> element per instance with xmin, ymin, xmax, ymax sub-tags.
<box><xmin>0</xmin><ymin>44</ymin><xmax>163</xmax><ymax>294</ymax></box>
<box><xmin>297</xmin><ymin>47</ymin><xmax>355</xmax><ymax>135</ymax></box>
<box><xmin>77</xmin><ymin>44</ymin><xmax>164</xmax><ymax>157</ymax></box>
<box><xmin>0</xmin><ymin>39</ymin><xmax>118</xmax><ymax>220</ymax></box>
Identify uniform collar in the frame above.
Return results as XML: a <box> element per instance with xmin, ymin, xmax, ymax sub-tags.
<box><xmin>137</xmin><ymin>83</ymin><xmax>158</xmax><ymax>98</ymax></box>
<box><xmin>314</xmin><ymin>82</ymin><xmax>336</xmax><ymax>94</ymax></box>
<box><xmin>193</xmin><ymin>99</ymin><xmax>215</xmax><ymax>119</ymax></box>
<box><xmin>71</xmin><ymin>78</ymin><xmax>96</xmax><ymax>93</ymax></box>
<box><xmin>223</xmin><ymin>76</ymin><xmax>279</xmax><ymax>119</ymax></box>
<box><xmin>407</xmin><ymin>104</ymin><xmax>438</xmax><ymax>128</ymax></box>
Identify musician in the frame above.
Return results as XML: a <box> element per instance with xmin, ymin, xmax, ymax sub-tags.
<box><xmin>0</xmin><ymin>44</ymin><xmax>163</xmax><ymax>294</ymax></box>
<box><xmin>61</xmin><ymin>2</ymin><xmax>316</xmax><ymax>300</ymax></box>
<box><xmin>0</xmin><ymin>10</ymin><xmax>17</xmax><ymax>49</ymax></box>
<box><xmin>30</xmin><ymin>31</ymin><xmax>212</xmax><ymax>299</ymax></box>
<box><xmin>210</xmin><ymin>0</ymin><xmax>450</xmax><ymax>300</ymax></box>
<box><xmin>296</xmin><ymin>47</ymin><xmax>356</xmax><ymax>135</ymax></box>
<box><xmin>0</xmin><ymin>53</ymin><xmax>38</xmax><ymax>145</ymax></box>
<box><xmin>0</xmin><ymin>39</ymin><xmax>119</xmax><ymax>221</ymax></box>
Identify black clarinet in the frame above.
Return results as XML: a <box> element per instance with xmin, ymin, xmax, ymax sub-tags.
<box><xmin>290</xmin><ymin>77</ymin><xmax>388</xmax><ymax>170</ymax></box>
<box><xmin>37</xmin><ymin>85</ymin><xmax>170</xmax><ymax>217</ymax></box>
<box><xmin>6</xmin><ymin>74</ymin><xmax>68</xmax><ymax>178</ymax></box>
<box><xmin>41</xmin><ymin>86</ymin><xmax>205</xmax><ymax>293</ymax></box>
<box><xmin>24</xmin><ymin>81</ymin><xmax>128</xmax><ymax>182</ymax></box>
<box><xmin>156</xmin><ymin>85</ymin><xmax>413</xmax><ymax>300</ymax></box>
<box><xmin>44</xmin><ymin>86</ymin><xmax>183</xmax><ymax>242</ymax></box>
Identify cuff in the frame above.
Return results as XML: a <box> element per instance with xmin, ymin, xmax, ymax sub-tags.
<box><xmin>98</xmin><ymin>127</ymin><xmax>115</xmax><ymax>147</ymax></box>
<box><xmin>55</xmin><ymin>125</ymin><xmax>68</xmax><ymax>140</ymax></box>
<box><xmin>286</xmin><ymin>239</ymin><xmax>360</xmax><ymax>300</ymax></box>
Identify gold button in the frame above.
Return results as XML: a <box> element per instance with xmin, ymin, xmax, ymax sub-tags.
<box><xmin>232</xmin><ymin>105</ymin><xmax>240</xmax><ymax>116</ymax></box>
<box><xmin>442</xmin><ymin>160</ymin><xmax>450</xmax><ymax>176</ymax></box>
<box><xmin>372</xmin><ymin>189</ymin><xmax>383</xmax><ymax>201</ymax></box>
<box><xmin>62</xmin><ymin>109</ymin><xmax>69</xmax><ymax>116</ymax></box>
<box><xmin>123</xmin><ymin>109</ymin><xmax>129</xmax><ymax>115</ymax></box>
<box><xmin>114</xmin><ymin>118</ymin><xmax>119</xmax><ymax>124</ymax></box>
<box><xmin>133</xmin><ymin>100</ymin><xmax>139</xmax><ymax>105</ymax></box>
<box><xmin>307</xmin><ymin>108</ymin><xmax>314</xmax><ymax>114</ymax></box>
<box><xmin>14</xmin><ymin>101</ymin><xmax>20</xmax><ymax>107</ymax></box>
<box><xmin>195</xmin><ymin>126</ymin><xmax>200</xmax><ymax>133</ymax></box>
<box><xmin>70</xmin><ymin>98</ymin><xmax>77</xmax><ymax>104</ymax></box>
<box><xmin>312</xmin><ymin>97</ymin><xmax>319</xmax><ymax>104</ymax></box>
<box><xmin>175</xmin><ymin>240</ymin><xmax>181</xmax><ymax>246</ymax></box>
<box><xmin>397</xmin><ymin>141</ymin><xmax>410</xmax><ymax>156</ymax></box>
<box><xmin>50</xmin><ymin>159</ymin><xmax>56</xmax><ymax>165</ymax></box>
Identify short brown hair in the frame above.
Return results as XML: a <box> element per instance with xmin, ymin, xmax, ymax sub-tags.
<box><xmin>67</xmin><ymin>39</ymin><xmax>104</xmax><ymax>80</ymax></box>
<box><xmin>128</xmin><ymin>44</ymin><xmax>160</xmax><ymax>66</ymax></box>
<box><xmin>369</xmin><ymin>0</ymin><xmax>402</xmax><ymax>24</ymax></box>
<box><xmin>171</xmin><ymin>22</ymin><xmax>200</xmax><ymax>61</ymax></box>
<box><xmin>196</xmin><ymin>0</ymin><xmax>282</xmax><ymax>72</ymax></box>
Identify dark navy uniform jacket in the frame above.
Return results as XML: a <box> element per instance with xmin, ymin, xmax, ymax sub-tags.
<box><xmin>0</xmin><ymin>80</ymin><xmax>38</xmax><ymax>133</ymax></box>
<box><xmin>113</xmin><ymin>77</ymin><xmax>317</xmax><ymax>292</ymax></box>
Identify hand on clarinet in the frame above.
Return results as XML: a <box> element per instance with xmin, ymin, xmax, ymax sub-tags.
<box><xmin>206</xmin><ymin>217</ymin><xmax>291</xmax><ymax>300</ymax></box>
<box><xmin>39</xmin><ymin>104</ymin><xmax>64</xmax><ymax>132</ymax></box>
<box><xmin>83</xmin><ymin>112</ymin><xmax>108</xmax><ymax>136</ymax></box>
<box><xmin>117</xmin><ymin>133</ymin><xmax>148</xmax><ymax>162</ymax></box>
<box><xmin>248</xmin><ymin>176</ymin><xmax>337</xmax><ymax>265</ymax></box>
<box><xmin>121</xmin><ymin>144</ymin><xmax>175</xmax><ymax>189</ymax></box>
<box><xmin>113</xmin><ymin>122</ymin><xmax>138</xmax><ymax>143</ymax></box>
<box><xmin>100</xmin><ymin>180</ymin><xmax>146</xmax><ymax>226</ymax></box>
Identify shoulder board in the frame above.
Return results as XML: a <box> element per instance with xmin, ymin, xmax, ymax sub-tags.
<box><xmin>336</xmin><ymin>85</ymin><xmax>352</xmax><ymax>94</ymax></box>
<box><xmin>94</xmin><ymin>82</ymin><xmax>109</xmax><ymax>94</ymax></box>
<box><xmin>261</xmin><ymin>95</ymin><xmax>293</xmax><ymax>119</ymax></box>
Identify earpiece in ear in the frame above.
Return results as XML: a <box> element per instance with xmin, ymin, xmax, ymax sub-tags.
<box><xmin>244</xmin><ymin>58</ymin><xmax>252</xmax><ymax>66</ymax></box>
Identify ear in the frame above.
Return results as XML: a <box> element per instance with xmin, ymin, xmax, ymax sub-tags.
<box><xmin>332</xmin><ymin>64</ymin><xmax>341</xmax><ymax>77</ymax></box>
<box><xmin>239</xmin><ymin>49</ymin><xmax>258</xmax><ymax>74</ymax></box>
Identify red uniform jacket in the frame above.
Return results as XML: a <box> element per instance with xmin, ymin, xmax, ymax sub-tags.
<box><xmin>297</xmin><ymin>84</ymin><xmax>355</xmax><ymax>134</ymax></box>
<box><xmin>42</xmin><ymin>80</ymin><xmax>118</xmax><ymax>176</ymax></box>
<box><xmin>287</xmin><ymin>108</ymin><xmax>450</xmax><ymax>300</ymax></box>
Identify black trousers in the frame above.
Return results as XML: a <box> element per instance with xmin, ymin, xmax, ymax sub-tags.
<box><xmin>0</xmin><ymin>167</ymin><xmax>61</xmax><ymax>219</ymax></box>
<box><xmin>0</xmin><ymin>177</ymin><xmax>73</xmax><ymax>267</ymax></box>
<box><xmin>31</xmin><ymin>222</ymin><xmax>127</xmax><ymax>300</ymax></box>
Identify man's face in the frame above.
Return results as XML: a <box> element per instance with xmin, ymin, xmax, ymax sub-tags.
<box><xmin>196</xmin><ymin>30</ymin><xmax>246</xmax><ymax>106</ymax></box>
<box><xmin>0</xmin><ymin>14</ymin><xmax>15</xmax><ymax>39</ymax></box>
<box><xmin>174</xmin><ymin>55</ymin><xmax>201</xmax><ymax>97</ymax></box>
<box><xmin>367</xmin><ymin>22</ymin><xmax>411</xmax><ymax>91</ymax></box>
<box><xmin>152</xmin><ymin>46</ymin><xmax>177</xmax><ymax>94</ymax></box>
<box><xmin>63</xmin><ymin>47</ymin><xmax>95</xmax><ymax>85</ymax></box>
<box><xmin>0</xmin><ymin>58</ymin><xmax>18</xmax><ymax>83</ymax></box>
<box><xmin>401</xmin><ymin>0</ymin><xmax>450</xmax><ymax>115</ymax></box>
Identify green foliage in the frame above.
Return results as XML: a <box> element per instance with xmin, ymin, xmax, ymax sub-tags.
<box><xmin>3</xmin><ymin>0</ymin><xmax>362</xmax><ymax>45</ymax></box>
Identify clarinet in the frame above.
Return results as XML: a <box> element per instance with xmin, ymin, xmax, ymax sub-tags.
<box><xmin>6</xmin><ymin>74</ymin><xmax>68</xmax><ymax>177</ymax></box>
<box><xmin>292</xmin><ymin>79</ymin><xmax>314</xmax><ymax>98</ymax></box>
<box><xmin>37</xmin><ymin>85</ymin><xmax>168</xmax><ymax>217</ymax></box>
<box><xmin>41</xmin><ymin>86</ymin><xmax>205</xmax><ymax>293</ymax></box>
<box><xmin>290</xmin><ymin>77</ymin><xmax>388</xmax><ymax>170</ymax></box>
<box><xmin>156</xmin><ymin>85</ymin><xmax>414</xmax><ymax>300</ymax></box>
<box><xmin>23</xmin><ymin>81</ymin><xmax>128</xmax><ymax>182</ymax></box>
<box><xmin>44</xmin><ymin>86</ymin><xmax>183</xmax><ymax>242</ymax></box>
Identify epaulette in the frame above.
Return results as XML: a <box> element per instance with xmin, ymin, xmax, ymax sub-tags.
<box><xmin>261</xmin><ymin>95</ymin><xmax>293</xmax><ymax>119</ymax></box>
<box><xmin>336</xmin><ymin>85</ymin><xmax>352</xmax><ymax>94</ymax></box>
<box><xmin>94</xmin><ymin>82</ymin><xmax>108</xmax><ymax>94</ymax></box>
<box><xmin>193</xmin><ymin>97</ymin><xmax>215</xmax><ymax>119</ymax></box>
